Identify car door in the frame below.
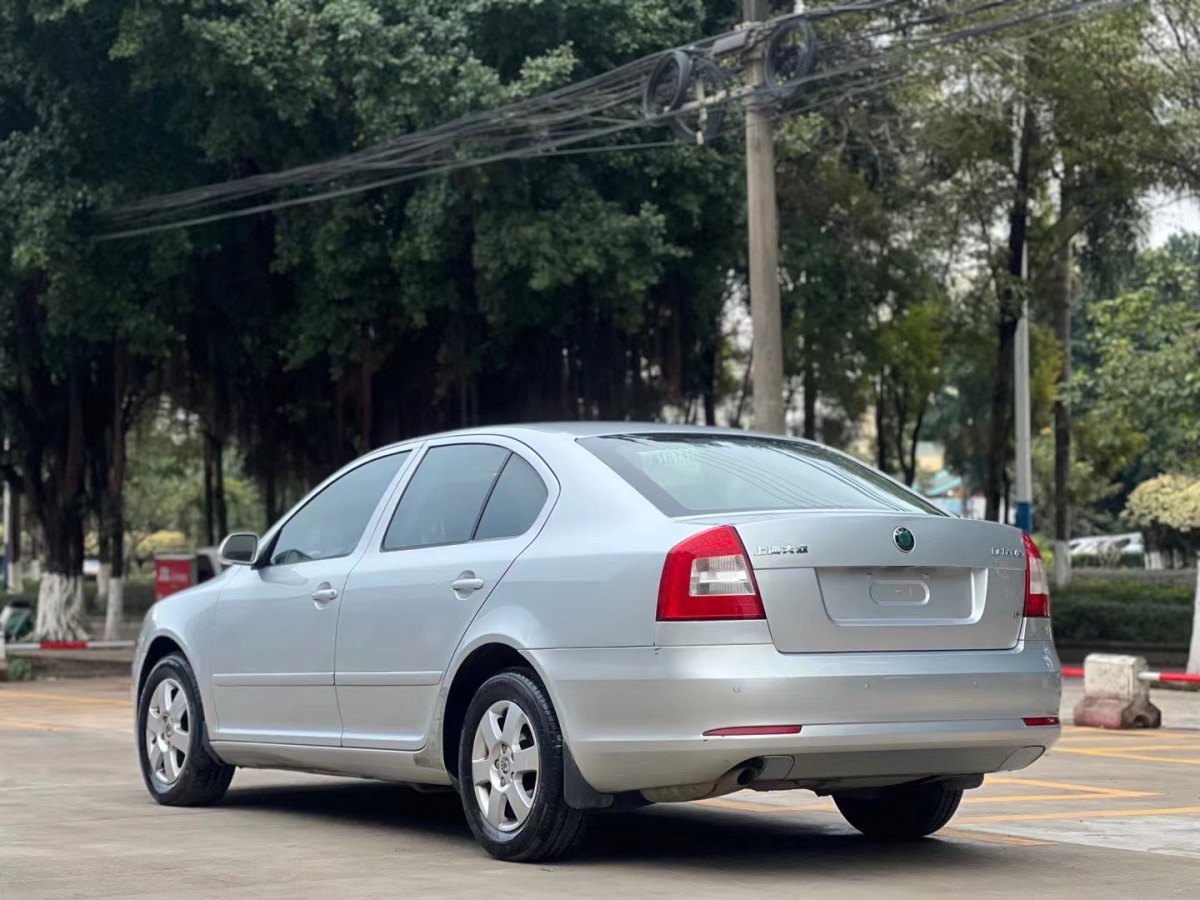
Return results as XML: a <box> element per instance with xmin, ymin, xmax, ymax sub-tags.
<box><xmin>335</xmin><ymin>439</ymin><xmax>555</xmax><ymax>750</ymax></box>
<box><xmin>210</xmin><ymin>450</ymin><xmax>412</xmax><ymax>746</ymax></box>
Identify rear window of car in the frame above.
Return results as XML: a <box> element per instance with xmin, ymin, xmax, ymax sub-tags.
<box><xmin>580</xmin><ymin>434</ymin><xmax>943</xmax><ymax>517</ymax></box>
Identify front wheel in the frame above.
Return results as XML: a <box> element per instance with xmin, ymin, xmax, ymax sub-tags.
<box><xmin>833</xmin><ymin>781</ymin><xmax>963</xmax><ymax>840</ymax></box>
<box><xmin>137</xmin><ymin>653</ymin><xmax>234</xmax><ymax>806</ymax></box>
<box><xmin>457</xmin><ymin>669</ymin><xmax>587</xmax><ymax>862</ymax></box>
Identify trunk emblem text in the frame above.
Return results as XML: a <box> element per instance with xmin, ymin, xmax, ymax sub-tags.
<box><xmin>755</xmin><ymin>544</ymin><xmax>808</xmax><ymax>556</ymax></box>
<box><xmin>991</xmin><ymin>547</ymin><xmax>1024</xmax><ymax>557</ymax></box>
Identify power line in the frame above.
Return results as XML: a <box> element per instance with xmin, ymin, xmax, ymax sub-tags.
<box><xmin>96</xmin><ymin>0</ymin><xmax>1140</xmax><ymax>241</ymax></box>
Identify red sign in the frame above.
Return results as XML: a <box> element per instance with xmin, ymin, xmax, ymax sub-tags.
<box><xmin>154</xmin><ymin>555</ymin><xmax>195</xmax><ymax>601</ymax></box>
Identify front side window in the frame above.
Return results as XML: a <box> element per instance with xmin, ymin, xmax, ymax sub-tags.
<box><xmin>581</xmin><ymin>434</ymin><xmax>943</xmax><ymax>517</ymax></box>
<box><xmin>271</xmin><ymin>452</ymin><xmax>410</xmax><ymax>565</ymax></box>
<box><xmin>383</xmin><ymin>444</ymin><xmax>510</xmax><ymax>551</ymax></box>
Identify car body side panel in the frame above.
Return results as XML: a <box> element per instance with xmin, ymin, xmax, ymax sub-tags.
<box><xmin>132</xmin><ymin>576</ymin><xmax>224</xmax><ymax>736</ymax></box>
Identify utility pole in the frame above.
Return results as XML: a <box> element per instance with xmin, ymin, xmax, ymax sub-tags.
<box><xmin>743</xmin><ymin>0</ymin><xmax>786</xmax><ymax>435</ymax></box>
<box><xmin>1012</xmin><ymin>57</ymin><xmax>1033</xmax><ymax>534</ymax></box>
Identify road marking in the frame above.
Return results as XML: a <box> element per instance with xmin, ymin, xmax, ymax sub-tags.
<box><xmin>958</xmin><ymin>805</ymin><xmax>1200</xmax><ymax>825</ymax></box>
<box><xmin>1056</xmin><ymin>743</ymin><xmax>1200</xmax><ymax>753</ymax></box>
<box><xmin>0</xmin><ymin>717</ymin><xmax>127</xmax><ymax>735</ymax></box>
<box><xmin>986</xmin><ymin>776</ymin><xmax>1145</xmax><ymax>796</ymax></box>
<box><xmin>966</xmin><ymin>790</ymin><xmax>1158</xmax><ymax>803</ymax></box>
<box><xmin>0</xmin><ymin>690</ymin><xmax>129</xmax><ymax>708</ymax></box>
<box><xmin>1055</xmin><ymin>748</ymin><xmax>1200</xmax><ymax>766</ymax></box>
<box><xmin>939</xmin><ymin>828</ymin><xmax>1054</xmax><ymax>846</ymax></box>
<box><xmin>0</xmin><ymin>718</ymin><xmax>68</xmax><ymax>732</ymax></box>
<box><xmin>696</xmin><ymin>798</ymin><xmax>1057</xmax><ymax>847</ymax></box>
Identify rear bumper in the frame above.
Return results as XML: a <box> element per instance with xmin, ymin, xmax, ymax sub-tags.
<box><xmin>529</xmin><ymin>640</ymin><xmax>1061</xmax><ymax>794</ymax></box>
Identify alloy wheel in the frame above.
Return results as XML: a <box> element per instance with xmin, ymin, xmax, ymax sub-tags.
<box><xmin>471</xmin><ymin>699</ymin><xmax>540</xmax><ymax>832</ymax></box>
<box><xmin>145</xmin><ymin>677</ymin><xmax>191</xmax><ymax>785</ymax></box>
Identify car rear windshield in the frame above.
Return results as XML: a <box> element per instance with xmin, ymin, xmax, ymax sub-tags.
<box><xmin>580</xmin><ymin>434</ymin><xmax>943</xmax><ymax>517</ymax></box>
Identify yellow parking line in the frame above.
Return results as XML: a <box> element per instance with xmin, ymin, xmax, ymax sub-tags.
<box><xmin>1061</xmin><ymin>728</ymin><xmax>1200</xmax><ymax>741</ymax></box>
<box><xmin>1057</xmin><ymin>743</ymin><xmax>1200</xmax><ymax>754</ymax></box>
<box><xmin>940</xmin><ymin>828</ymin><xmax>1054</xmax><ymax>847</ymax></box>
<box><xmin>986</xmin><ymin>776</ymin><xmax>1140</xmax><ymax>796</ymax></box>
<box><xmin>1056</xmin><ymin>748</ymin><xmax>1200</xmax><ymax>766</ymax></box>
<box><xmin>697</xmin><ymin>798</ymin><xmax>1055</xmax><ymax>846</ymax></box>
<box><xmin>958</xmin><ymin>805</ymin><xmax>1200</xmax><ymax>825</ymax></box>
<box><xmin>698</xmin><ymin>797</ymin><xmax>831</xmax><ymax>815</ymax></box>
<box><xmin>0</xmin><ymin>717</ymin><xmax>127</xmax><ymax>735</ymax></box>
<box><xmin>0</xmin><ymin>690</ymin><xmax>129</xmax><ymax>708</ymax></box>
<box><xmin>966</xmin><ymin>790</ymin><xmax>1158</xmax><ymax>803</ymax></box>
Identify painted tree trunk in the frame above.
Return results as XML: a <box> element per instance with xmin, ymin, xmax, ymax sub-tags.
<box><xmin>1188</xmin><ymin>565</ymin><xmax>1200</xmax><ymax>675</ymax></box>
<box><xmin>34</xmin><ymin>572</ymin><xmax>88</xmax><ymax>641</ymax></box>
<box><xmin>97</xmin><ymin>562</ymin><xmax>112</xmax><ymax>603</ymax></box>
<box><xmin>103</xmin><ymin>577</ymin><xmax>124</xmax><ymax>642</ymax></box>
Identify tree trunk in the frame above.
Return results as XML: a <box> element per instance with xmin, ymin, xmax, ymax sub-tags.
<box><xmin>1188</xmin><ymin>563</ymin><xmax>1200</xmax><ymax>675</ymax></box>
<box><xmin>1053</xmin><ymin>235</ymin><xmax>1073</xmax><ymax>587</ymax></box>
<box><xmin>103</xmin><ymin>357</ymin><xmax>127</xmax><ymax>640</ymax></box>
<box><xmin>202</xmin><ymin>434</ymin><xmax>215</xmax><ymax>547</ymax></box>
<box><xmin>985</xmin><ymin>101</ymin><xmax>1037</xmax><ymax>521</ymax></box>
<box><xmin>208</xmin><ymin>434</ymin><xmax>227</xmax><ymax>540</ymax></box>
<box><xmin>32</xmin><ymin>371</ymin><xmax>88</xmax><ymax>642</ymax></box>
<box><xmin>802</xmin><ymin>326</ymin><xmax>816</xmax><ymax>440</ymax></box>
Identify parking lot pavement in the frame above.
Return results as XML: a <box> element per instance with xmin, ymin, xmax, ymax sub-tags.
<box><xmin>2</xmin><ymin>679</ymin><xmax>1199</xmax><ymax>900</ymax></box>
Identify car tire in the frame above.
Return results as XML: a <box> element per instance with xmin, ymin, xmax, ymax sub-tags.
<box><xmin>457</xmin><ymin>668</ymin><xmax>587</xmax><ymax>862</ymax></box>
<box><xmin>137</xmin><ymin>653</ymin><xmax>234</xmax><ymax>807</ymax></box>
<box><xmin>833</xmin><ymin>781</ymin><xmax>963</xmax><ymax>840</ymax></box>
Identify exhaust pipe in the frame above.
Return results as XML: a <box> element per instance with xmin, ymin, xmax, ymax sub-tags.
<box><xmin>640</xmin><ymin>759</ymin><xmax>764</xmax><ymax>804</ymax></box>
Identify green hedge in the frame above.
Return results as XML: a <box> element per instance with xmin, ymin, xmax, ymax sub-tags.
<box><xmin>1053</xmin><ymin>579</ymin><xmax>1194</xmax><ymax>648</ymax></box>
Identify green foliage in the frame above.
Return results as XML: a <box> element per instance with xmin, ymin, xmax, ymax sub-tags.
<box><xmin>1053</xmin><ymin>576</ymin><xmax>1195</xmax><ymax>647</ymax></box>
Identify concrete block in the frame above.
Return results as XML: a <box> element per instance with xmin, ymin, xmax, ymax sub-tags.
<box><xmin>1073</xmin><ymin>653</ymin><xmax>1161</xmax><ymax>729</ymax></box>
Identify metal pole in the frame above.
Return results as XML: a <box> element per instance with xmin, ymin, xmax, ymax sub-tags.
<box><xmin>1012</xmin><ymin>59</ymin><xmax>1033</xmax><ymax>533</ymax></box>
<box><xmin>744</xmin><ymin>0</ymin><xmax>786</xmax><ymax>435</ymax></box>
<box><xmin>1014</xmin><ymin>249</ymin><xmax>1033</xmax><ymax>533</ymax></box>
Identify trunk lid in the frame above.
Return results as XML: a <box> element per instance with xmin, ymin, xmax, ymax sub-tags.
<box><xmin>724</xmin><ymin>511</ymin><xmax>1027</xmax><ymax>653</ymax></box>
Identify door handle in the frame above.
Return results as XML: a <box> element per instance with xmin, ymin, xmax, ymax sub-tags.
<box><xmin>451</xmin><ymin>572</ymin><xmax>485</xmax><ymax>595</ymax></box>
<box><xmin>312</xmin><ymin>584</ymin><xmax>339</xmax><ymax>604</ymax></box>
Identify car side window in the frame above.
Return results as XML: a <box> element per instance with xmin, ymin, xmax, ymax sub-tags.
<box><xmin>382</xmin><ymin>444</ymin><xmax>509</xmax><ymax>551</ymax></box>
<box><xmin>271</xmin><ymin>452</ymin><xmax>410</xmax><ymax>566</ymax></box>
<box><xmin>474</xmin><ymin>454</ymin><xmax>548</xmax><ymax>541</ymax></box>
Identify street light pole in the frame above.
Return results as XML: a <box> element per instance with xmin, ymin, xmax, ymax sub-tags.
<box><xmin>743</xmin><ymin>0</ymin><xmax>786</xmax><ymax>435</ymax></box>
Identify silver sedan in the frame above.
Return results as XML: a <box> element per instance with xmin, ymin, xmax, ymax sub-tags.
<box><xmin>133</xmin><ymin>424</ymin><xmax>1061</xmax><ymax>861</ymax></box>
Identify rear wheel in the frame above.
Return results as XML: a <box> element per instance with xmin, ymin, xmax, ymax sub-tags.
<box><xmin>457</xmin><ymin>669</ymin><xmax>586</xmax><ymax>862</ymax></box>
<box><xmin>833</xmin><ymin>781</ymin><xmax>963</xmax><ymax>840</ymax></box>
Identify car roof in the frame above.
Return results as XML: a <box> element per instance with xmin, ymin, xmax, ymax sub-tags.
<box><xmin>367</xmin><ymin>422</ymin><xmax>826</xmax><ymax>455</ymax></box>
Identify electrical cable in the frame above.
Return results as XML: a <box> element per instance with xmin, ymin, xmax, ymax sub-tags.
<box><xmin>96</xmin><ymin>0</ymin><xmax>1142</xmax><ymax>240</ymax></box>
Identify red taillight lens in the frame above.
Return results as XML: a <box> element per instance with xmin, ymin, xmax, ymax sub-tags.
<box><xmin>1022</xmin><ymin>716</ymin><xmax>1060</xmax><ymax>727</ymax></box>
<box><xmin>657</xmin><ymin>525</ymin><xmax>765</xmax><ymax>621</ymax></box>
<box><xmin>1022</xmin><ymin>533</ymin><xmax>1050</xmax><ymax>618</ymax></box>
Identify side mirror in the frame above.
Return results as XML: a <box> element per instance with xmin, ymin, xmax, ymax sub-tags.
<box><xmin>219</xmin><ymin>532</ymin><xmax>260</xmax><ymax>567</ymax></box>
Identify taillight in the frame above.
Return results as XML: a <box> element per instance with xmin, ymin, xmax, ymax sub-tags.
<box><xmin>1022</xmin><ymin>533</ymin><xmax>1050</xmax><ymax>618</ymax></box>
<box><xmin>657</xmin><ymin>525</ymin><xmax>765</xmax><ymax>621</ymax></box>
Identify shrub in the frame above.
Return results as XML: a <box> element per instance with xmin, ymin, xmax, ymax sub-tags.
<box><xmin>1052</xmin><ymin>576</ymin><xmax>1195</xmax><ymax>648</ymax></box>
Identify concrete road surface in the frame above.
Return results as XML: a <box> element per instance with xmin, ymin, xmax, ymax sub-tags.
<box><xmin>2</xmin><ymin>677</ymin><xmax>1199</xmax><ymax>899</ymax></box>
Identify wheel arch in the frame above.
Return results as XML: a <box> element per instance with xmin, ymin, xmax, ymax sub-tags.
<box><xmin>137</xmin><ymin>634</ymin><xmax>188</xmax><ymax>699</ymax></box>
<box><xmin>440</xmin><ymin>641</ymin><xmax>540</xmax><ymax>776</ymax></box>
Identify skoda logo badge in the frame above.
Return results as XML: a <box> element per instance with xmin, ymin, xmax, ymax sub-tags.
<box><xmin>893</xmin><ymin>527</ymin><xmax>915</xmax><ymax>553</ymax></box>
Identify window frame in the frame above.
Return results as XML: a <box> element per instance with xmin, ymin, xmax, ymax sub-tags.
<box><xmin>377</xmin><ymin>438</ymin><xmax>556</xmax><ymax>555</ymax></box>
<box><xmin>257</xmin><ymin>447</ymin><xmax>416</xmax><ymax>569</ymax></box>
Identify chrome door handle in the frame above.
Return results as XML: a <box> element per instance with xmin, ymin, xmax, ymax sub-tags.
<box><xmin>312</xmin><ymin>584</ymin><xmax>339</xmax><ymax>604</ymax></box>
<box><xmin>451</xmin><ymin>572</ymin><xmax>485</xmax><ymax>595</ymax></box>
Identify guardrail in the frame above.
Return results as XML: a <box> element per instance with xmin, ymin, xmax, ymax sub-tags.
<box><xmin>4</xmin><ymin>640</ymin><xmax>136</xmax><ymax>651</ymax></box>
<box><xmin>1063</xmin><ymin>664</ymin><xmax>1200</xmax><ymax>688</ymax></box>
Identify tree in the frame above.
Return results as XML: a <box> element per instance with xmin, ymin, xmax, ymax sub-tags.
<box><xmin>1125</xmin><ymin>474</ymin><xmax>1200</xmax><ymax>673</ymax></box>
